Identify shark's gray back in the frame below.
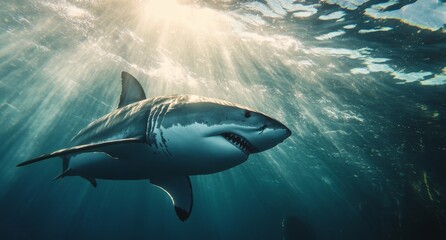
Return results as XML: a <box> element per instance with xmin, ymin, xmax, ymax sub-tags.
<box><xmin>71</xmin><ymin>94</ymin><xmax>253</xmax><ymax>146</ymax></box>
<box><xmin>71</xmin><ymin>97</ymin><xmax>167</xmax><ymax>145</ymax></box>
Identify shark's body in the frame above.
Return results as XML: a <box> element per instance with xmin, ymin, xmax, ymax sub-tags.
<box><xmin>17</xmin><ymin>72</ymin><xmax>291</xmax><ymax>221</ymax></box>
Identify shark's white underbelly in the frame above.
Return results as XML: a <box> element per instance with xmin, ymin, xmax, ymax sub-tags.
<box><xmin>67</xmin><ymin>143</ymin><xmax>174</xmax><ymax>179</ymax></box>
<box><xmin>66</xmin><ymin>141</ymin><xmax>242</xmax><ymax>180</ymax></box>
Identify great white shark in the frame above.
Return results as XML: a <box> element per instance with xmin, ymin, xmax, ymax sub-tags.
<box><xmin>17</xmin><ymin>71</ymin><xmax>291</xmax><ymax>221</ymax></box>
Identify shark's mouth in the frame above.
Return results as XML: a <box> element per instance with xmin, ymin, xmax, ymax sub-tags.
<box><xmin>222</xmin><ymin>132</ymin><xmax>256</xmax><ymax>154</ymax></box>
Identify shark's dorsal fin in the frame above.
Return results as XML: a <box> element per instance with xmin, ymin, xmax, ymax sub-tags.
<box><xmin>118</xmin><ymin>71</ymin><xmax>146</xmax><ymax>108</ymax></box>
<box><xmin>150</xmin><ymin>176</ymin><xmax>193</xmax><ymax>221</ymax></box>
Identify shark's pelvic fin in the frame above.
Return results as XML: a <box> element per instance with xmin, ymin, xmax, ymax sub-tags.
<box><xmin>118</xmin><ymin>71</ymin><xmax>146</xmax><ymax>108</ymax></box>
<box><xmin>82</xmin><ymin>176</ymin><xmax>97</xmax><ymax>188</ymax></box>
<box><xmin>16</xmin><ymin>137</ymin><xmax>145</xmax><ymax>167</ymax></box>
<box><xmin>150</xmin><ymin>176</ymin><xmax>193</xmax><ymax>221</ymax></box>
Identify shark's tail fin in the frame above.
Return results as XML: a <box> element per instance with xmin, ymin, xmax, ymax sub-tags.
<box><xmin>52</xmin><ymin>156</ymin><xmax>71</xmax><ymax>181</ymax></box>
<box><xmin>62</xmin><ymin>156</ymin><xmax>69</xmax><ymax>173</ymax></box>
<box><xmin>16</xmin><ymin>137</ymin><xmax>144</xmax><ymax>167</ymax></box>
<box><xmin>52</xmin><ymin>169</ymin><xmax>70</xmax><ymax>181</ymax></box>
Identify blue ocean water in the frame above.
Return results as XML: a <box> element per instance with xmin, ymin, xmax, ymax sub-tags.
<box><xmin>1</xmin><ymin>0</ymin><xmax>445</xmax><ymax>239</ymax></box>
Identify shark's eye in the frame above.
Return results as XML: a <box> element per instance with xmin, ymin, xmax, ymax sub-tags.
<box><xmin>244</xmin><ymin>110</ymin><xmax>251</xmax><ymax>118</ymax></box>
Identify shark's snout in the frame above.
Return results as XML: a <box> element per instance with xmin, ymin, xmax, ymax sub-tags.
<box><xmin>273</xmin><ymin>123</ymin><xmax>292</xmax><ymax>142</ymax></box>
<box><xmin>286</xmin><ymin>128</ymin><xmax>292</xmax><ymax>137</ymax></box>
<box><xmin>281</xmin><ymin>123</ymin><xmax>292</xmax><ymax>138</ymax></box>
<box><xmin>241</xmin><ymin>119</ymin><xmax>291</xmax><ymax>154</ymax></box>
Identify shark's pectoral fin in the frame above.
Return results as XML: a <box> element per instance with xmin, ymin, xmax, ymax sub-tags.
<box><xmin>118</xmin><ymin>71</ymin><xmax>146</xmax><ymax>108</ymax></box>
<box><xmin>150</xmin><ymin>176</ymin><xmax>193</xmax><ymax>221</ymax></box>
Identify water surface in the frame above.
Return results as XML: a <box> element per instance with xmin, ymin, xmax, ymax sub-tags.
<box><xmin>1</xmin><ymin>0</ymin><xmax>445</xmax><ymax>239</ymax></box>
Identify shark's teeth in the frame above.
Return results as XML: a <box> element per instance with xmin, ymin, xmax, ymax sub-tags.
<box><xmin>222</xmin><ymin>133</ymin><xmax>255</xmax><ymax>154</ymax></box>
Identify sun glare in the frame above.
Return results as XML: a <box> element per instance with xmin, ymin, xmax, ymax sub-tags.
<box><xmin>141</xmin><ymin>0</ymin><xmax>184</xmax><ymax>20</ymax></box>
<box><xmin>136</xmin><ymin>0</ymin><xmax>228</xmax><ymax>33</ymax></box>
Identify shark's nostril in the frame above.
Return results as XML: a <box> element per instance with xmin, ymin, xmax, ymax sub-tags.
<box><xmin>259</xmin><ymin>124</ymin><xmax>267</xmax><ymax>134</ymax></box>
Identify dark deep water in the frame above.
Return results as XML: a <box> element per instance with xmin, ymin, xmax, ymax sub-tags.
<box><xmin>1</xmin><ymin>0</ymin><xmax>445</xmax><ymax>239</ymax></box>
